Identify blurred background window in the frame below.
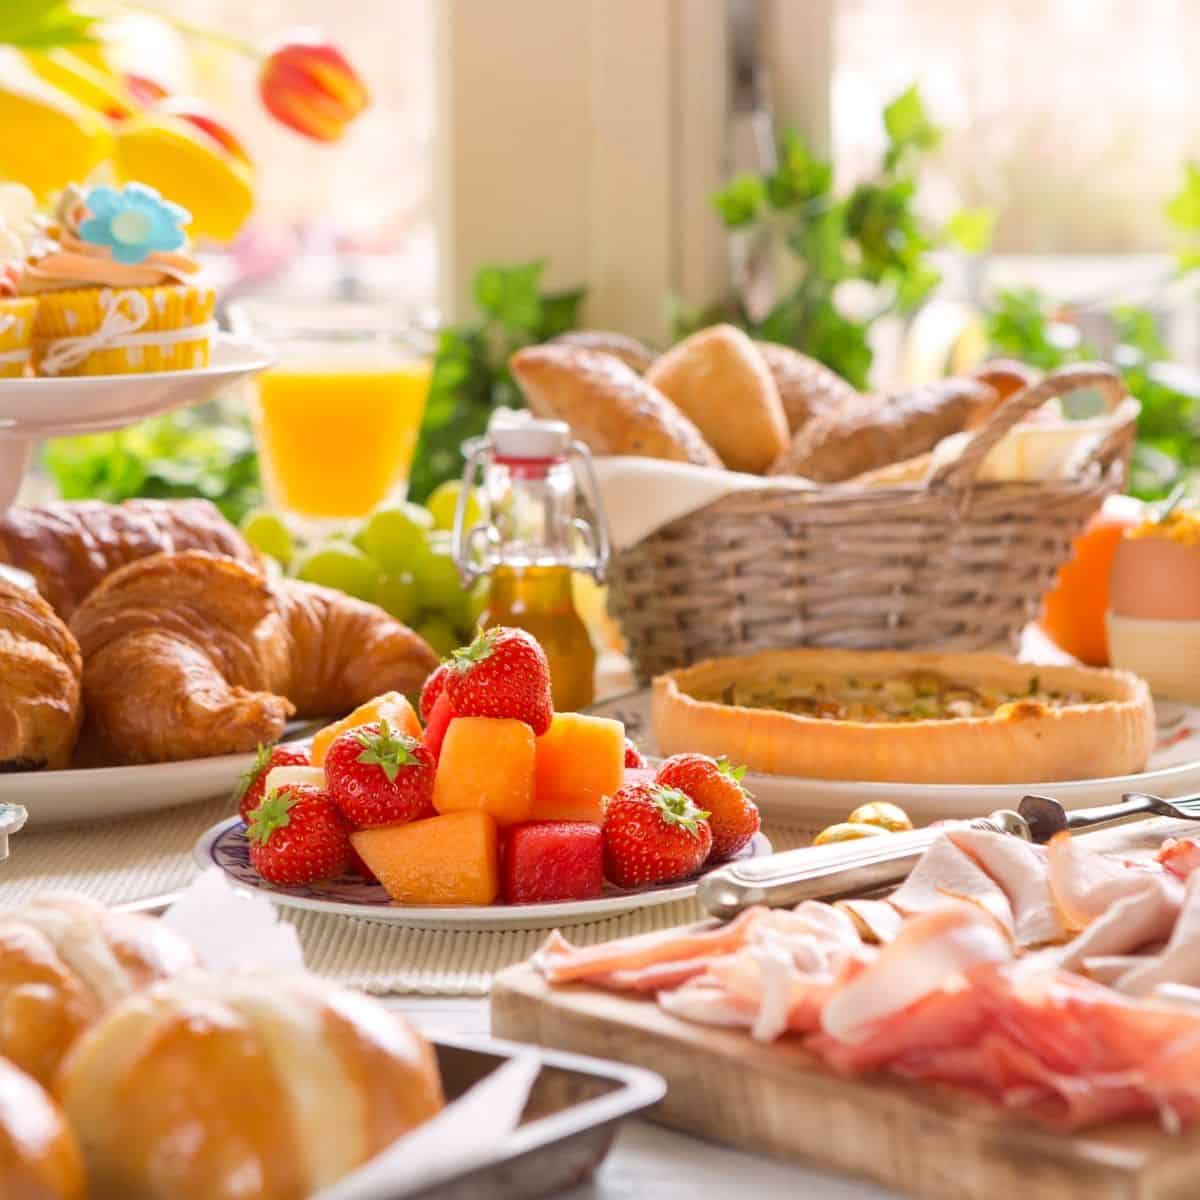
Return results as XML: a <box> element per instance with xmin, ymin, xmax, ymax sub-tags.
<box><xmin>835</xmin><ymin>0</ymin><xmax>1200</xmax><ymax>254</ymax></box>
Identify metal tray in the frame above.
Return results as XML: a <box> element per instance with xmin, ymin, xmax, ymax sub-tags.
<box><xmin>408</xmin><ymin>1034</ymin><xmax>666</xmax><ymax>1200</ymax></box>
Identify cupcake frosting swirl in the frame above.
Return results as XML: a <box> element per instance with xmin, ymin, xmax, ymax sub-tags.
<box><xmin>19</xmin><ymin>185</ymin><xmax>201</xmax><ymax>295</ymax></box>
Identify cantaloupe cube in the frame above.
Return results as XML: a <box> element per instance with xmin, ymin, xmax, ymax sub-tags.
<box><xmin>432</xmin><ymin>717</ymin><xmax>535</xmax><ymax>826</ymax></box>
<box><xmin>351</xmin><ymin>811</ymin><xmax>499</xmax><ymax>906</ymax></box>
<box><xmin>311</xmin><ymin>692</ymin><xmax>421</xmax><ymax>765</ymax></box>
<box><xmin>532</xmin><ymin>713</ymin><xmax>625</xmax><ymax>823</ymax></box>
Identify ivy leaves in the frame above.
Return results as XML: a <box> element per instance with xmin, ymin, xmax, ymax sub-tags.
<box><xmin>0</xmin><ymin>0</ymin><xmax>94</xmax><ymax>49</ymax></box>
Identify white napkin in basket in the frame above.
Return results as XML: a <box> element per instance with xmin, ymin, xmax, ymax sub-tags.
<box><xmin>594</xmin><ymin>456</ymin><xmax>814</xmax><ymax>551</ymax></box>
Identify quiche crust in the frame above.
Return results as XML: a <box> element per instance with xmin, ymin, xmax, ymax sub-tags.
<box><xmin>652</xmin><ymin>648</ymin><xmax>1156</xmax><ymax>784</ymax></box>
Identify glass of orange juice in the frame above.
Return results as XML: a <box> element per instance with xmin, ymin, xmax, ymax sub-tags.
<box><xmin>230</xmin><ymin>303</ymin><xmax>433</xmax><ymax>523</ymax></box>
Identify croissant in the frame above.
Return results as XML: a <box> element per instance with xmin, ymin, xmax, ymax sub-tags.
<box><xmin>0</xmin><ymin>578</ymin><xmax>83</xmax><ymax>770</ymax></box>
<box><xmin>71</xmin><ymin>551</ymin><xmax>438</xmax><ymax>765</ymax></box>
<box><xmin>0</xmin><ymin>498</ymin><xmax>258</xmax><ymax>620</ymax></box>
<box><xmin>58</xmin><ymin>971</ymin><xmax>445</xmax><ymax>1200</ymax></box>
<box><xmin>0</xmin><ymin>1057</ymin><xmax>84</xmax><ymax>1200</ymax></box>
<box><xmin>0</xmin><ymin>894</ymin><xmax>196</xmax><ymax>1088</ymax></box>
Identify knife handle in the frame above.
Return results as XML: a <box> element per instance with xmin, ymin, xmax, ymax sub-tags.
<box><xmin>698</xmin><ymin>809</ymin><xmax>1029</xmax><ymax>919</ymax></box>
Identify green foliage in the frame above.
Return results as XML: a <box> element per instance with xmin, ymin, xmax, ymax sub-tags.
<box><xmin>41</xmin><ymin>409</ymin><xmax>262</xmax><ymax>524</ymax></box>
<box><xmin>407</xmin><ymin>261</ymin><xmax>586</xmax><ymax>502</ymax></box>
<box><xmin>702</xmin><ymin>85</ymin><xmax>988</xmax><ymax>388</ymax></box>
<box><xmin>0</xmin><ymin>0</ymin><xmax>95</xmax><ymax>48</ymax></box>
<box><xmin>1167</xmin><ymin>162</ymin><xmax>1200</xmax><ymax>274</ymax></box>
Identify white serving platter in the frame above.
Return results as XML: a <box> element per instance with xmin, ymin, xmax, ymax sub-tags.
<box><xmin>194</xmin><ymin>818</ymin><xmax>773</xmax><ymax>931</ymax></box>
<box><xmin>590</xmin><ymin>689</ymin><xmax>1200</xmax><ymax>826</ymax></box>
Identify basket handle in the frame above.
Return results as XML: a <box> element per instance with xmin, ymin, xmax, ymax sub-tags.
<box><xmin>926</xmin><ymin>362</ymin><xmax>1127</xmax><ymax>492</ymax></box>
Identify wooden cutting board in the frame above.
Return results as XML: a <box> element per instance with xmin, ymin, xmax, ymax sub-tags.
<box><xmin>491</xmin><ymin>818</ymin><xmax>1200</xmax><ymax>1200</ymax></box>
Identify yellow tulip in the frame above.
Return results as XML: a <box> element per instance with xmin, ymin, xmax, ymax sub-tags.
<box><xmin>22</xmin><ymin>49</ymin><xmax>137</xmax><ymax>120</ymax></box>
<box><xmin>0</xmin><ymin>49</ymin><xmax>112</xmax><ymax>199</ymax></box>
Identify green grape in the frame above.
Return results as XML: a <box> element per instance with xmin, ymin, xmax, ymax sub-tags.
<box><xmin>453</xmin><ymin>578</ymin><xmax>490</xmax><ymax>638</ymax></box>
<box><xmin>353</xmin><ymin>503</ymin><xmax>434</xmax><ymax>575</ymax></box>
<box><xmin>427</xmin><ymin>480</ymin><xmax>484</xmax><ymax>533</ymax></box>
<box><xmin>412</xmin><ymin>538</ymin><xmax>467</xmax><ymax>613</ymax></box>
<box><xmin>372</xmin><ymin>572</ymin><xmax>421</xmax><ymax>624</ymax></box>
<box><xmin>240</xmin><ymin>509</ymin><xmax>295</xmax><ymax>566</ymax></box>
<box><xmin>415</xmin><ymin>613</ymin><xmax>462</xmax><ymax>658</ymax></box>
<box><xmin>294</xmin><ymin>543</ymin><xmax>382</xmax><ymax>601</ymax></box>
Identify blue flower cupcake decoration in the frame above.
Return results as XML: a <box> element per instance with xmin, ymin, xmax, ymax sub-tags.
<box><xmin>78</xmin><ymin>183</ymin><xmax>192</xmax><ymax>266</ymax></box>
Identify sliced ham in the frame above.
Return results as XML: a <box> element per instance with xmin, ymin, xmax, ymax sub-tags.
<box><xmin>836</xmin><ymin>898</ymin><xmax>904</xmax><ymax>944</ymax></box>
<box><xmin>948</xmin><ymin>829</ymin><xmax>1066</xmax><ymax>948</ymax></box>
<box><xmin>1158</xmin><ymin>836</ymin><xmax>1200</xmax><ymax>881</ymax></box>
<box><xmin>1117</xmin><ymin>873</ymin><xmax>1200</xmax><ymax>996</ymax></box>
<box><xmin>1051</xmin><ymin>874</ymin><xmax>1183</xmax><ymax>972</ymax></box>
<box><xmin>820</xmin><ymin>902</ymin><xmax>1012</xmax><ymax>1045</ymax></box>
<box><xmin>1047</xmin><ymin>831</ymin><xmax>1167</xmax><ymax>932</ymax></box>
<box><xmin>889</xmin><ymin>836</ymin><xmax>1015</xmax><ymax>937</ymax></box>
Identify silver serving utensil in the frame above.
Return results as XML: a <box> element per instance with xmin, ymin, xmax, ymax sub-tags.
<box><xmin>698</xmin><ymin>791</ymin><xmax>1200</xmax><ymax>919</ymax></box>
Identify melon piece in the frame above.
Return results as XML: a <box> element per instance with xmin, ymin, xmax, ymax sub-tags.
<box><xmin>533</xmin><ymin>713</ymin><xmax>625</xmax><ymax>823</ymax></box>
<box><xmin>311</xmin><ymin>692</ymin><xmax>421</xmax><ymax>765</ymax></box>
<box><xmin>433</xmin><ymin>717</ymin><xmax>536</xmax><ymax>826</ymax></box>
<box><xmin>503</xmin><ymin>821</ymin><xmax>604</xmax><ymax>904</ymax></box>
<box><xmin>351</xmin><ymin>811</ymin><xmax>499</xmax><ymax>906</ymax></box>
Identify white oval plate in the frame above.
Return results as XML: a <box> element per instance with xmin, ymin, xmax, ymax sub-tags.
<box><xmin>592</xmin><ymin>690</ymin><xmax>1200</xmax><ymax>825</ymax></box>
<box><xmin>0</xmin><ymin>333</ymin><xmax>273</xmax><ymax>436</ymax></box>
<box><xmin>194</xmin><ymin>818</ymin><xmax>773</xmax><ymax>931</ymax></box>
<box><xmin>0</xmin><ymin>728</ymin><xmax>317</xmax><ymax>829</ymax></box>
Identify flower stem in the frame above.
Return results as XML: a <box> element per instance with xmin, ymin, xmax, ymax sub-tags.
<box><xmin>96</xmin><ymin>2</ymin><xmax>261</xmax><ymax>60</ymax></box>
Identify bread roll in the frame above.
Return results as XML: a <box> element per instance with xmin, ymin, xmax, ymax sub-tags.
<box><xmin>646</xmin><ymin>325</ymin><xmax>789</xmax><ymax>473</ymax></box>
<box><xmin>0</xmin><ymin>894</ymin><xmax>196</xmax><ymax>1086</ymax></box>
<box><xmin>755</xmin><ymin>341</ymin><xmax>862</xmax><ymax>433</ymax></box>
<box><xmin>769</xmin><ymin>378</ymin><xmax>997</xmax><ymax>482</ymax></box>
<box><xmin>0</xmin><ymin>1057</ymin><xmax>84</xmax><ymax>1200</ymax></box>
<box><xmin>59</xmin><ymin>971</ymin><xmax>445</xmax><ymax>1200</ymax></box>
<box><xmin>511</xmin><ymin>345</ymin><xmax>721</xmax><ymax>466</ymax></box>
<box><xmin>550</xmin><ymin>330</ymin><xmax>657</xmax><ymax>373</ymax></box>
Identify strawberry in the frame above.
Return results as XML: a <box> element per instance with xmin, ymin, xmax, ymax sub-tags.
<box><xmin>324</xmin><ymin>719</ymin><xmax>435</xmax><ymax>828</ymax></box>
<box><xmin>445</xmin><ymin>627</ymin><xmax>552</xmax><ymax>735</ymax></box>
<box><xmin>422</xmin><ymin>691</ymin><xmax>454</xmax><ymax>760</ymax></box>
<box><xmin>234</xmin><ymin>743</ymin><xmax>310</xmax><ymax>823</ymax></box>
<box><xmin>419</xmin><ymin>662</ymin><xmax>450</xmax><ymax>724</ymax></box>
<box><xmin>602</xmin><ymin>782</ymin><xmax>712</xmax><ymax>889</ymax></box>
<box><xmin>655</xmin><ymin>753</ymin><xmax>760</xmax><ymax>861</ymax></box>
<box><xmin>247</xmin><ymin>784</ymin><xmax>351</xmax><ymax>885</ymax></box>
<box><xmin>623</xmin><ymin>738</ymin><xmax>645</xmax><ymax>769</ymax></box>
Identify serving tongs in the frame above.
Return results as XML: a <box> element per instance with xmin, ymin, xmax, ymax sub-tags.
<box><xmin>699</xmin><ymin>792</ymin><xmax>1200</xmax><ymax>919</ymax></box>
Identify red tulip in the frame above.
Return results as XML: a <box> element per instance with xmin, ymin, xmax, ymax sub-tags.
<box><xmin>258</xmin><ymin>30</ymin><xmax>369</xmax><ymax>143</ymax></box>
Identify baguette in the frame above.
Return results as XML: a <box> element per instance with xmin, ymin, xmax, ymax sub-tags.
<box><xmin>755</xmin><ymin>340</ymin><xmax>862</xmax><ymax>433</ymax></box>
<box><xmin>769</xmin><ymin>378</ymin><xmax>997</xmax><ymax>482</ymax></box>
<box><xmin>646</xmin><ymin>324</ymin><xmax>789</xmax><ymax>473</ymax></box>
<box><xmin>550</xmin><ymin>329</ymin><xmax>657</xmax><ymax>373</ymax></box>
<box><xmin>511</xmin><ymin>345</ymin><xmax>721</xmax><ymax>466</ymax></box>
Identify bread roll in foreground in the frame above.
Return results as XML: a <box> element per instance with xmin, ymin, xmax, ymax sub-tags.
<box><xmin>0</xmin><ymin>894</ymin><xmax>196</xmax><ymax>1086</ymax></box>
<box><xmin>646</xmin><ymin>324</ymin><xmax>789</xmax><ymax>473</ymax></box>
<box><xmin>511</xmin><ymin>344</ymin><xmax>721</xmax><ymax>466</ymax></box>
<box><xmin>755</xmin><ymin>341</ymin><xmax>863</xmax><ymax>433</ymax></box>
<box><xmin>59</xmin><ymin>971</ymin><xmax>445</xmax><ymax>1200</ymax></box>
<box><xmin>0</xmin><ymin>1057</ymin><xmax>84</xmax><ymax>1200</ymax></box>
<box><xmin>550</xmin><ymin>329</ymin><xmax>657</xmax><ymax>373</ymax></box>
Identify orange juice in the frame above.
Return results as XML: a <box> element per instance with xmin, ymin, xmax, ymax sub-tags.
<box><xmin>253</xmin><ymin>359</ymin><xmax>431</xmax><ymax>518</ymax></box>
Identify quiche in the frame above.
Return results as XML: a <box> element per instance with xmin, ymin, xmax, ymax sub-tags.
<box><xmin>652</xmin><ymin>648</ymin><xmax>1155</xmax><ymax>784</ymax></box>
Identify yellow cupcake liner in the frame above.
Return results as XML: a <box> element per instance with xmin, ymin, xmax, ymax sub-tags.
<box><xmin>0</xmin><ymin>297</ymin><xmax>36</xmax><ymax>379</ymax></box>
<box><xmin>33</xmin><ymin>285</ymin><xmax>216</xmax><ymax>377</ymax></box>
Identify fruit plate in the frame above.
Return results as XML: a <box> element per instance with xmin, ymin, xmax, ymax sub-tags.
<box><xmin>194</xmin><ymin>817</ymin><xmax>774</xmax><ymax>931</ymax></box>
<box><xmin>1</xmin><ymin>726</ymin><xmax>317</xmax><ymax>830</ymax></box>
<box><xmin>590</xmin><ymin>689</ymin><xmax>1200</xmax><ymax>825</ymax></box>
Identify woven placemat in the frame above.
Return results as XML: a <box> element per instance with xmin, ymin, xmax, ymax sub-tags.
<box><xmin>0</xmin><ymin>799</ymin><xmax>813</xmax><ymax>996</ymax></box>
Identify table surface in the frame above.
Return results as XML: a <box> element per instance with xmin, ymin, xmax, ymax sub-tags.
<box><xmin>394</xmin><ymin>997</ymin><xmax>897</xmax><ymax>1200</ymax></box>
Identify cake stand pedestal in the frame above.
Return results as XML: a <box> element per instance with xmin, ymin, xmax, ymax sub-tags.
<box><xmin>0</xmin><ymin>333</ymin><xmax>274</xmax><ymax>510</ymax></box>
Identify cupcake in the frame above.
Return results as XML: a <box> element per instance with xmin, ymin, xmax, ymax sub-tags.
<box><xmin>0</xmin><ymin>184</ymin><xmax>38</xmax><ymax>379</ymax></box>
<box><xmin>24</xmin><ymin>183</ymin><xmax>215</xmax><ymax>378</ymax></box>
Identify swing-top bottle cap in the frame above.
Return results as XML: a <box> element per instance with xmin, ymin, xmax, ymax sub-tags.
<box><xmin>488</xmin><ymin>407</ymin><xmax>570</xmax><ymax>459</ymax></box>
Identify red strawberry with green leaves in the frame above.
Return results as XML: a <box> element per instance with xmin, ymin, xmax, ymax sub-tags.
<box><xmin>602</xmin><ymin>782</ymin><xmax>712</xmax><ymax>888</ymax></box>
<box><xmin>419</xmin><ymin>661</ymin><xmax>450</xmax><ymax>723</ymax></box>
<box><xmin>655</xmin><ymin>753</ymin><xmax>760</xmax><ymax>861</ymax></box>
<box><xmin>623</xmin><ymin>738</ymin><xmax>645</xmax><ymax>769</ymax></box>
<box><xmin>234</xmin><ymin>743</ymin><xmax>310</xmax><ymax>823</ymax></box>
<box><xmin>247</xmin><ymin>783</ymin><xmax>351</xmax><ymax>885</ymax></box>
<box><xmin>324</xmin><ymin>719</ymin><xmax>435</xmax><ymax>828</ymax></box>
<box><xmin>445</xmin><ymin>626</ymin><xmax>552</xmax><ymax>735</ymax></box>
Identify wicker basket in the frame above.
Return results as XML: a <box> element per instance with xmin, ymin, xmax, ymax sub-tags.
<box><xmin>607</xmin><ymin>364</ymin><xmax>1138</xmax><ymax>683</ymax></box>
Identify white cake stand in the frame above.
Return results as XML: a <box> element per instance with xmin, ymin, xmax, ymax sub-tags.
<box><xmin>0</xmin><ymin>333</ymin><xmax>274</xmax><ymax>510</ymax></box>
